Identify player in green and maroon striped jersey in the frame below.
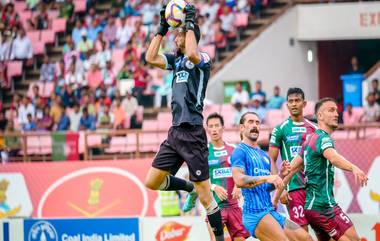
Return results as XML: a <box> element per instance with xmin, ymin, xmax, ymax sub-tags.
<box><xmin>269</xmin><ymin>88</ymin><xmax>317</xmax><ymax>230</ymax></box>
<box><xmin>183</xmin><ymin>113</ymin><xmax>250</xmax><ymax>241</ymax></box>
<box><xmin>277</xmin><ymin>98</ymin><xmax>368</xmax><ymax>241</ymax></box>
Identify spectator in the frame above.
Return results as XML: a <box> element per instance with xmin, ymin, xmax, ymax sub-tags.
<box><xmin>81</xmin><ymin>94</ymin><xmax>96</xmax><ymax>115</ymax></box>
<box><xmin>56</xmin><ymin>106</ymin><xmax>71</xmax><ymax>131</ymax></box>
<box><xmin>34</xmin><ymin>4</ymin><xmax>49</xmax><ymax>30</ymax></box>
<box><xmin>219</xmin><ymin>5</ymin><xmax>235</xmax><ymax>34</ymax></box>
<box><xmin>94</xmin><ymin>31</ymin><xmax>107</xmax><ymax>51</ymax></box>
<box><xmin>62</xmin><ymin>85</ymin><xmax>77</xmax><ymax>108</ymax></box>
<box><xmin>31</xmin><ymin>84</ymin><xmax>41</xmax><ymax>105</ymax></box>
<box><xmin>10</xmin><ymin>28</ymin><xmax>33</xmax><ymax>64</ymax></box>
<box><xmin>102</xmin><ymin>61</ymin><xmax>116</xmax><ymax>97</ymax></box>
<box><xmin>371</xmin><ymin>79</ymin><xmax>380</xmax><ymax>105</ymax></box>
<box><xmin>103</xmin><ymin>17</ymin><xmax>117</xmax><ymax>49</ymax></box>
<box><xmin>87</xmin><ymin>19</ymin><xmax>102</xmax><ymax>43</ymax></box>
<box><xmin>233</xmin><ymin>102</ymin><xmax>248</xmax><ymax>126</ymax></box>
<box><xmin>122</xmin><ymin>89</ymin><xmax>139</xmax><ymax>127</ymax></box>
<box><xmin>4</xmin><ymin>121</ymin><xmax>21</xmax><ymax>161</ymax></box>
<box><xmin>154</xmin><ymin>72</ymin><xmax>173</xmax><ymax>109</ymax></box>
<box><xmin>139</xmin><ymin>0</ymin><xmax>160</xmax><ymax>26</ymax></box>
<box><xmin>65</xmin><ymin>63</ymin><xmax>84</xmax><ymax>88</ymax></box>
<box><xmin>40</xmin><ymin>55</ymin><xmax>56</xmax><ymax>82</ymax></box>
<box><xmin>69</xmin><ymin>103</ymin><xmax>82</xmax><ymax>131</ymax></box>
<box><xmin>77</xmin><ymin>31</ymin><xmax>93</xmax><ymax>60</ymax></box>
<box><xmin>343</xmin><ymin>103</ymin><xmax>359</xmax><ymax>125</ymax></box>
<box><xmin>50</xmin><ymin>97</ymin><xmax>63</xmax><ymax>125</ymax></box>
<box><xmin>347</xmin><ymin>56</ymin><xmax>364</xmax><ymax>74</ymax></box>
<box><xmin>248</xmin><ymin>95</ymin><xmax>267</xmax><ymax>123</ymax></box>
<box><xmin>79</xmin><ymin>107</ymin><xmax>96</xmax><ymax>130</ymax></box>
<box><xmin>230</xmin><ymin>82</ymin><xmax>249</xmax><ymax>105</ymax></box>
<box><xmin>34</xmin><ymin>96</ymin><xmax>45</xmax><ymax>120</ymax></box>
<box><xmin>0</xmin><ymin>32</ymin><xmax>11</xmax><ymax>61</ymax></box>
<box><xmin>112</xmin><ymin>97</ymin><xmax>126</xmax><ymax>129</ymax></box>
<box><xmin>23</xmin><ymin>113</ymin><xmax>37</xmax><ymax>131</ymax></box>
<box><xmin>123</xmin><ymin>40</ymin><xmax>138</xmax><ymax>65</ymax></box>
<box><xmin>117</xmin><ymin>63</ymin><xmax>132</xmax><ymax>80</ymax></box>
<box><xmin>18</xmin><ymin>96</ymin><xmax>35</xmax><ymax>126</ymax></box>
<box><xmin>37</xmin><ymin>106</ymin><xmax>54</xmax><ymax>131</ymax></box>
<box><xmin>267</xmin><ymin>85</ymin><xmax>286</xmax><ymax>109</ymax></box>
<box><xmin>116</xmin><ymin>16</ymin><xmax>134</xmax><ymax>48</ymax></box>
<box><xmin>132</xmin><ymin>62</ymin><xmax>149</xmax><ymax>104</ymax></box>
<box><xmin>201</xmin><ymin>0</ymin><xmax>220</xmax><ymax>23</ymax></box>
<box><xmin>86</xmin><ymin>63</ymin><xmax>103</xmax><ymax>91</ymax></box>
<box><xmin>97</xmin><ymin>104</ymin><xmax>114</xmax><ymax>129</ymax></box>
<box><xmin>1</xmin><ymin>3</ymin><xmax>19</xmax><ymax>29</ymax></box>
<box><xmin>59</xmin><ymin>0</ymin><xmax>75</xmax><ymax>20</ymax></box>
<box><xmin>85</xmin><ymin>7</ymin><xmax>97</xmax><ymax>27</ymax></box>
<box><xmin>251</xmin><ymin>80</ymin><xmax>266</xmax><ymax>106</ymax></box>
<box><xmin>95</xmin><ymin>41</ymin><xmax>111</xmax><ymax>70</ymax></box>
<box><xmin>72</xmin><ymin>19</ymin><xmax>87</xmax><ymax>47</ymax></box>
<box><xmin>361</xmin><ymin>92</ymin><xmax>380</xmax><ymax>123</ymax></box>
<box><xmin>0</xmin><ymin>111</ymin><xmax>8</xmax><ymax>131</ymax></box>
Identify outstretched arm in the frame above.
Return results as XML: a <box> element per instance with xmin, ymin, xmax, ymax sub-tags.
<box><xmin>232</xmin><ymin>167</ymin><xmax>284</xmax><ymax>189</ymax></box>
<box><xmin>323</xmin><ymin>148</ymin><xmax>368</xmax><ymax>186</ymax></box>
<box><xmin>268</xmin><ymin>146</ymin><xmax>280</xmax><ymax>175</ymax></box>
<box><xmin>184</xmin><ymin>5</ymin><xmax>201</xmax><ymax>64</ymax></box>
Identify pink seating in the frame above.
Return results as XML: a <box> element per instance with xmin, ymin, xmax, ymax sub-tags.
<box><xmin>223</xmin><ymin>130</ymin><xmax>240</xmax><ymax>144</ymax></box>
<box><xmin>42</xmin><ymin>82</ymin><xmax>55</xmax><ymax>97</ymax></box>
<box><xmin>25</xmin><ymin>136</ymin><xmax>40</xmax><ymax>155</ymax></box>
<box><xmin>221</xmin><ymin>104</ymin><xmax>235</xmax><ymax>114</ymax></box>
<box><xmin>6</xmin><ymin>61</ymin><xmax>23</xmax><ymax>80</ymax></box>
<box><xmin>48</xmin><ymin>10</ymin><xmax>59</xmax><ymax>21</ymax></box>
<box><xmin>142</xmin><ymin>120</ymin><xmax>158</xmax><ymax>131</ymax></box>
<box><xmin>87</xmin><ymin>135</ymin><xmax>102</xmax><ymax>147</ymax></box>
<box><xmin>200</xmin><ymin>45</ymin><xmax>216</xmax><ymax>60</ymax></box>
<box><xmin>27</xmin><ymin>31</ymin><xmax>41</xmax><ymax>43</ymax></box>
<box><xmin>78</xmin><ymin>131</ymin><xmax>85</xmax><ymax>154</ymax></box>
<box><xmin>223</xmin><ymin>110</ymin><xmax>235</xmax><ymax>128</ymax></box>
<box><xmin>352</xmin><ymin>107</ymin><xmax>364</xmax><ymax>118</ymax></box>
<box><xmin>127</xmin><ymin>16</ymin><xmax>142</xmax><ymax>27</ymax></box>
<box><xmin>258</xmin><ymin>129</ymin><xmax>270</xmax><ymax>142</ymax></box>
<box><xmin>139</xmin><ymin>133</ymin><xmax>159</xmax><ymax>152</ymax></box>
<box><xmin>112</xmin><ymin>49</ymin><xmax>125</xmax><ymax>73</ymax></box>
<box><xmin>33</xmin><ymin>42</ymin><xmax>45</xmax><ymax>55</ymax></box>
<box><xmin>304</xmin><ymin>101</ymin><xmax>315</xmax><ymax>117</ymax></box>
<box><xmin>74</xmin><ymin>0</ymin><xmax>86</xmax><ymax>13</ymax></box>
<box><xmin>126</xmin><ymin>133</ymin><xmax>138</xmax><ymax>153</ymax></box>
<box><xmin>105</xmin><ymin>137</ymin><xmax>128</xmax><ymax>153</ymax></box>
<box><xmin>14</xmin><ymin>1</ymin><xmax>27</xmax><ymax>12</ymax></box>
<box><xmin>331</xmin><ymin>130</ymin><xmax>356</xmax><ymax>140</ymax></box>
<box><xmin>136</xmin><ymin>106</ymin><xmax>144</xmax><ymax>123</ymax></box>
<box><xmin>266</xmin><ymin>109</ymin><xmax>284</xmax><ymax>128</ymax></box>
<box><xmin>41</xmin><ymin>30</ymin><xmax>55</xmax><ymax>45</ymax></box>
<box><xmin>40</xmin><ymin>136</ymin><xmax>52</xmax><ymax>155</ymax></box>
<box><xmin>52</xmin><ymin>18</ymin><xmax>67</xmax><ymax>33</ymax></box>
<box><xmin>18</xmin><ymin>11</ymin><xmax>33</xmax><ymax>23</ymax></box>
<box><xmin>157</xmin><ymin>112</ymin><xmax>172</xmax><ymax>130</ymax></box>
<box><xmin>234</xmin><ymin>12</ymin><xmax>249</xmax><ymax>28</ymax></box>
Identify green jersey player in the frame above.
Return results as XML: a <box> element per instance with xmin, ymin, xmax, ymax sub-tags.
<box><xmin>277</xmin><ymin>98</ymin><xmax>368</xmax><ymax>241</ymax></box>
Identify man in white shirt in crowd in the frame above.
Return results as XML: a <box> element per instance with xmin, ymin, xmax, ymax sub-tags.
<box><xmin>231</xmin><ymin>82</ymin><xmax>249</xmax><ymax>106</ymax></box>
<box><xmin>69</xmin><ymin>103</ymin><xmax>82</xmax><ymax>131</ymax></box>
<box><xmin>11</xmin><ymin>28</ymin><xmax>33</xmax><ymax>64</ymax></box>
<box><xmin>18</xmin><ymin>95</ymin><xmax>35</xmax><ymax>126</ymax></box>
<box><xmin>116</xmin><ymin>16</ymin><xmax>134</xmax><ymax>48</ymax></box>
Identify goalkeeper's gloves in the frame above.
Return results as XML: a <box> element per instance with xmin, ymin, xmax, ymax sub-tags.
<box><xmin>156</xmin><ymin>5</ymin><xmax>170</xmax><ymax>36</ymax></box>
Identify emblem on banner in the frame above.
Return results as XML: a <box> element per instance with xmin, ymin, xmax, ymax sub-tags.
<box><xmin>28</xmin><ymin>221</ymin><xmax>58</xmax><ymax>241</ymax></box>
<box><xmin>0</xmin><ymin>179</ymin><xmax>21</xmax><ymax>218</ymax></box>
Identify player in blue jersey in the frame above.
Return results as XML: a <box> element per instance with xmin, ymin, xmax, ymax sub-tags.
<box><xmin>231</xmin><ymin>112</ymin><xmax>313</xmax><ymax>241</ymax></box>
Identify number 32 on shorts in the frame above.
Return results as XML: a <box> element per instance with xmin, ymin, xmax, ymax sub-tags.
<box><xmin>293</xmin><ymin>205</ymin><xmax>305</xmax><ymax>219</ymax></box>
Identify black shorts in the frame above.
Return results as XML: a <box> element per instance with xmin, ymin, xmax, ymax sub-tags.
<box><xmin>152</xmin><ymin>124</ymin><xmax>209</xmax><ymax>182</ymax></box>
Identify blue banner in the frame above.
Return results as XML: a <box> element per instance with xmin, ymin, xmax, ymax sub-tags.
<box><xmin>340</xmin><ymin>74</ymin><xmax>365</xmax><ymax>109</ymax></box>
<box><xmin>23</xmin><ymin>218</ymin><xmax>139</xmax><ymax>241</ymax></box>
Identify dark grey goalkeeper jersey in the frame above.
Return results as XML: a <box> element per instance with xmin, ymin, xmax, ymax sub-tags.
<box><xmin>161</xmin><ymin>52</ymin><xmax>212</xmax><ymax>126</ymax></box>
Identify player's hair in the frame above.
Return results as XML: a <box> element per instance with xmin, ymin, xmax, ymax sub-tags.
<box><xmin>287</xmin><ymin>87</ymin><xmax>305</xmax><ymax>100</ymax></box>
<box><xmin>206</xmin><ymin>112</ymin><xmax>224</xmax><ymax>126</ymax></box>
<box><xmin>239</xmin><ymin>111</ymin><xmax>260</xmax><ymax>125</ymax></box>
<box><xmin>315</xmin><ymin>97</ymin><xmax>337</xmax><ymax>114</ymax></box>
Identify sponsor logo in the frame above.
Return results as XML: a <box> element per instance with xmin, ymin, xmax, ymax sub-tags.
<box><xmin>286</xmin><ymin>135</ymin><xmax>300</xmax><ymax>142</ymax></box>
<box><xmin>28</xmin><ymin>221</ymin><xmax>58</xmax><ymax>241</ymax></box>
<box><xmin>155</xmin><ymin>222</ymin><xmax>191</xmax><ymax>241</ymax></box>
<box><xmin>214</xmin><ymin>150</ymin><xmax>228</xmax><ymax>157</ymax></box>
<box><xmin>0</xmin><ymin>173</ymin><xmax>33</xmax><ymax>218</ymax></box>
<box><xmin>270</xmin><ymin>135</ymin><xmax>276</xmax><ymax>144</ymax></box>
<box><xmin>292</xmin><ymin>127</ymin><xmax>307</xmax><ymax>133</ymax></box>
<box><xmin>321</xmin><ymin>143</ymin><xmax>333</xmax><ymax>150</ymax></box>
<box><xmin>208</xmin><ymin>159</ymin><xmax>219</xmax><ymax>166</ymax></box>
<box><xmin>175</xmin><ymin>71</ymin><xmax>189</xmax><ymax>83</ymax></box>
<box><xmin>185</xmin><ymin>60</ymin><xmax>194</xmax><ymax>69</ymax></box>
<box><xmin>322</xmin><ymin>137</ymin><xmax>331</xmax><ymax>143</ymax></box>
<box><xmin>213</xmin><ymin>168</ymin><xmax>232</xmax><ymax>179</ymax></box>
<box><xmin>196</xmin><ymin>170</ymin><xmax>202</xmax><ymax>176</ymax></box>
<box><xmin>290</xmin><ymin>146</ymin><xmax>302</xmax><ymax>157</ymax></box>
<box><xmin>38</xmin><ymin>167</ymin><xmax>148</xmax><ymax>218</ymax></box>
<box><xmin>253</xmin><ymin>168</ymin><xmax>270</xmax><ymax>175</ymax></box>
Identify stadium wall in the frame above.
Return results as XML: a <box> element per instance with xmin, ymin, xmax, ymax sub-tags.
<box><xmin>207</xmin><ymin>7</ymin><xmax>319</xmax><ymax>103</ymax></box>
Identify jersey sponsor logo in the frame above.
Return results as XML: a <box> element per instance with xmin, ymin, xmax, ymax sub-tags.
<box><xmin>175</xmin><ymin>70</ymin><xmax>189</xmax><ymax>83</ymax></box>
<box><xmin>208</xmin><ymin>159</ymin><xmax>219</xmax><ymax>166</ymax></box>
<box><xmin>321</xmin><ymin>137</ymin><xmax>332</xmax><ymax>144</ymax></box>
<box><xmin>321</xmin><ymin>142</ymin><xmax>333</xmax><ymax>150</ymax></box>
<box><xmin>286</xmin><ymin>135</ymin><xmax>300</xmax><ymax>142</ymax></box>
<box><xmin>263</xmin><ymin>156</ymin><xmax>270</xmax><ymax>165</ymax></box>
<box><xmin>290</xmin><ymin>146</ymin><xmax>302</xmax><ymax>157</ymax></box>
<box><xmin>213</xmin><ymin>167</ymin><xmax>232</xmax><ymax>179</ymax></box>
<box><xmin>214</xmin><ymin>150</ymin><xmax>228</xmax><ymax>157</ymax></box>
<box><xmin>253</xmin><ymin>168</ymin><xmax>270</xmax><ymax>175</ymax></box>
<box><xmin>328</xmin><ymin>229</ymin><xmax>337</xmax><ymax>237</ymax></box>
<box><xmin>185</xmin><ymin>60</ymin><xmax>195</xmax><ymax>69</ymax></box>
<box><xmin>292</xmin><ymin>127</ymin><xmax>307</xmax><ymax>133</ymax></box>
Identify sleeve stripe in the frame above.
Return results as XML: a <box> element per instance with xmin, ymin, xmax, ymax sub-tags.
<box><xmin>200</xmin><ymin>52</ymin><xmax>210</xmax><ymax>63</ymax></box>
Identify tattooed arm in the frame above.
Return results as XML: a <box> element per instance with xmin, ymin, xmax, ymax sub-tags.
<box><xmin>232</xmin><ymin>167</ymin><xmax>284</xmax><ymax>189</ymax></box>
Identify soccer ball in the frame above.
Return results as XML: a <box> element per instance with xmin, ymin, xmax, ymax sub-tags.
<box><xmin>165</xmin><ymin>0</ymin><xmax>187</xmax><ymax>28</ymax></box>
